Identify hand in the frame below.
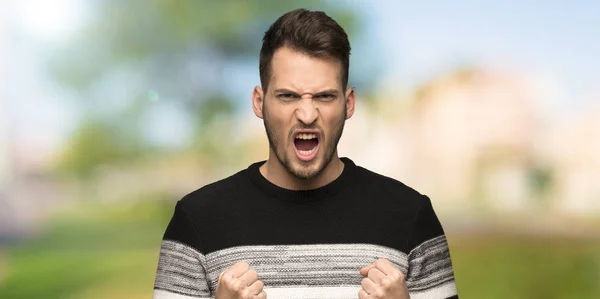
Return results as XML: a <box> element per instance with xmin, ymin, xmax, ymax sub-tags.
<box><xmin>358</xmin><ymin>258</ymin><xmax>410</xmax><ymax>299</ymax></box>
<box><xmin>215</xmin><ymin>261</ymin><xmax>266</xmax><ymax>299</ymax></box>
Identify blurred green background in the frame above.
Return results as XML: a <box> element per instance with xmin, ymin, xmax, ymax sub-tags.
<box><xmin>1</xmin><ymin>0</ymin><xmax>599</xmax><ymax>298</ymax></box>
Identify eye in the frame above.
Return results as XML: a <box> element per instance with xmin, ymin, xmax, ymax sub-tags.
<box><xmin>277</xmin><ymin>93</ymin><xmax>298</xmax><ymax>101</ymax></box>
<box><xmin>315</xmin><ymin>93</ymin><xmax>336</xmax><ymax>101</ymax></box>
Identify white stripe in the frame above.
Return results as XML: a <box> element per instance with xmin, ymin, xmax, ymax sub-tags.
<box><xmin>409</xmin><ymin>235</ymin><xmax>447</xmax><ymax>256</ymax></box>
<box><xmin>409</xmin><ymin>280</ymin><xmax>458</xmax><ymax>299</ymax></box>
<box><xmin>263</xmin><ymin>286</ymin><xmax>362</xmax><ymax>299</ymax></box>
<box><xmin>154</xmin><ymin>283</ymin><xmax>457</xmax><ymax>299</ymax></box>
<box><xmin>152</xmin><ymin>289</ymin><xmax>210</xmax><ymax>299</ymax></box>
<box><xmin>161</xmin><ymin>240</ymin><xmax>205</xmax><ymax>259</ymax></box>
<box><xmin>203</xmin><ymin>243</ymin><xmax>409</xmax><ymax>290</ymax></box>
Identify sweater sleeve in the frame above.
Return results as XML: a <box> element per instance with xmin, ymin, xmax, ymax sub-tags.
<box><xmin>406</xmin><ymin>195</ymin><xmax>459</xmax><ymax>299</ymax></box>
<box><xmin>153</xmin><ymin>200</ymin><xmax>212</xmax><ymax>299</ymax></box>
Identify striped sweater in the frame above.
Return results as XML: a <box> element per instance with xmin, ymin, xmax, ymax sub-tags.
<box><xmin>153</xmin><ymin>158</ymin><xmax>459</xmax><ymax>298</ymax></box>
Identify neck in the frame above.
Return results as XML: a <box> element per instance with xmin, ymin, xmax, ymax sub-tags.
<box><xmin>259</xmin><ymin>152</ymin><xmax>345</xmax><ymax>190</ymax></box>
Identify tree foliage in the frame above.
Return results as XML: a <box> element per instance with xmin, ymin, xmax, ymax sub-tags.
<box><xmin>51</xmin><ymin>0</ymin><xmax>359</xmax><ymax>177</ymax></box>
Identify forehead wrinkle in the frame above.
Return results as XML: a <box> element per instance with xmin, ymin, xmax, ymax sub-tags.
<box><xmin>287</xmin><ymin>78</ymin><xmax>340</xmax><ymax>95</ymax></box>
<box><xmin>270</xmin><ymin>47</ymin><xmax>343</xmax><ymax>94</ymax></box>
<box><xmin>270</xmin><ymin>74</ymin><xmax>337</xmax><ymax>94</ymax></box>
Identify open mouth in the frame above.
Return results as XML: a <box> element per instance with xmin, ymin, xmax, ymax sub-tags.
<box><xmin>293</xmin><ymin>132</ymin><xmax>320</xmax><ymax>161</ymax></box>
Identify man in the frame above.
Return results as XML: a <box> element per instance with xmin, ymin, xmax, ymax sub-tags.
<box><xmin>153</xmin><ymin>8</ymin><xmax>459</xmax><ymax>299</ymax></box>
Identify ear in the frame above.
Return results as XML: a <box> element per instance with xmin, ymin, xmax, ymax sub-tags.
<box><xmin>344</xmin><ymin>87</ymin><xmax>356</xmax><ymax>119</ymax></box>
<box><xmin>252</xmin><ymin>85</ymin><xmax>265</xmax><ymax>119</ymax></box>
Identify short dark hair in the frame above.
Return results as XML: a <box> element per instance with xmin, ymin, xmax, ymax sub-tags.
<box><xmin>259</xmin><ymin>9</ymin><xmax>351</xmax><ymax>92</ymax></box>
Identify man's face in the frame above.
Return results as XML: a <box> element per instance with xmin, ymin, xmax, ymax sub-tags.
<box><xmin>256</xmin><ymin>47</ymin><xmax>354</xmax><ymax>180</ymax></box>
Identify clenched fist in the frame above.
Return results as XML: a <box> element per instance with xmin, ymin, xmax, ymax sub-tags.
<box><xmin>359</xmin><ymin>258</ymin><xmax>410</xmax><ymax>299</ymax></box>
<box><xmin>215</xmin><ymin>261</ymin><xmax>266</xmax><ymax>299</ymax></box>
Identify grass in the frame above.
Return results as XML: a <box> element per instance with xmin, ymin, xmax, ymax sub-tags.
<box><xmin>449</xmin><ymin>234</ymin><xmax>600</xmax><ymax>299</ymax></box>
<box><xmin>0</xmin><ymin>201</ymin><xmax>599</xmax><ymax>298</ymax></box>
<box><xmin>0</xmin><ymin>201</ymin><xmax>169</xmax><ymax>299</ymax></box>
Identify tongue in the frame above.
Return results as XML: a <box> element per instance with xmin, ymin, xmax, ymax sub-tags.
<box><xmin>295</xmin><ymin>139</ymin><xmax>318</xmax><ymax>151</ymax></box>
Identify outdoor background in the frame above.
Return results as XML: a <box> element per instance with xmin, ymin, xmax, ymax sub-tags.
<box><xmin>1</xmin><ymin>0</ymin><xmax>600</xmax><ymax>298</ymax></box>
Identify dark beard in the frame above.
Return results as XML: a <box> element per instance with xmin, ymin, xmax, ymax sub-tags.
<box><xmin>263</xmin><ymin>101</ymin><xmax>346</xmax><ymax>180</ymax></box>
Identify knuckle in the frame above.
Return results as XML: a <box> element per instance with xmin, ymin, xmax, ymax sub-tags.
<box><xmin>358</xmin><ymin>289</ymin><xmax>368</xmax><ymax>299</ymax></box>
<box><xmin>248</xmin><ymin>268</ymin><xmax>258</xmax><ymax>277</ymax></box>
<box><xmin>241</xmin><ymin>289</ymin><xmax>252</xmax><ymax>299</ymax></box>
<box><xmin>218</xmin><ymin>272</ymin><xmax>230</xmax><ymax>286</ymax></box>
<box><xmin>361</xmin><ymin>277</ymin><xmax>369</xmax><ymax>287</ymax></box>
<box><xmin>256</xmin><ymin>280</ymin><xmax>264</xmax><ymax>289</ymax></box>
<box><xmin>398</xmin><ymin>270</ymin><xmax>406</xmax><ymax>280</ymax></box>
<box><xmin>380</xmin><ymin>277</ymin><xmax>392</xmax><ymax>288</ymax></box>
<box><xmin>232</xmin><ymin>280</ymin><xmax>244</xmax><ymax>292</ymax></box>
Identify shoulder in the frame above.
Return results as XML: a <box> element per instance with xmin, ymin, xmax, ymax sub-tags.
<box><xmin>353</xmin><ymin>164</ymin><xmax>427</xmax><ymax>211</ymax></box>
<box><xmin>177</xmin><ymin>167</ymin><xmax>249</xmax><ymax>211</ymax></box>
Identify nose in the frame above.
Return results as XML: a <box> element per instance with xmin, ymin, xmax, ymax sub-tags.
<box><xmin>295</xmin><ymin>96</ymin><xmax>318</xmax><ymax>125</ymax></box>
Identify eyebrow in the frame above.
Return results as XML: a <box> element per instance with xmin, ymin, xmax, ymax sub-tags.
<box><xmin>273</xmin><ymin>89</ymin><xmax>300</xmax><ymax>95</ymax></box>
<box><xmin>274</xmin><ymin>89</ymin><xmax>340</xmax><ymax>96</ymax></box>
<box><xmin>314</xmin><ymin>89</ymin><xmax>339</xmax><ymax>96</ymax></box>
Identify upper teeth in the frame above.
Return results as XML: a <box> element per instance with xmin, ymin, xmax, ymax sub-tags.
<box><xmin>296</xmin><ymin>133</ymin><xmax>317</xmax><ymax>140</ymax></box>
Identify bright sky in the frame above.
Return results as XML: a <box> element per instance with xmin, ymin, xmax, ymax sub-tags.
<box><xmin>357</xmin><ymin>0</ymin><xmax>600</xmax><ymax>108</ymax></box>
<box><xmin>4</xmin><ymin>0</ymin><xmax>600</xmax><ymax>155</ymax></box>
<box><xmin>5</xmin><ymin>0</ymin><xmax>87</xmax><ymax>154</ymax></box>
